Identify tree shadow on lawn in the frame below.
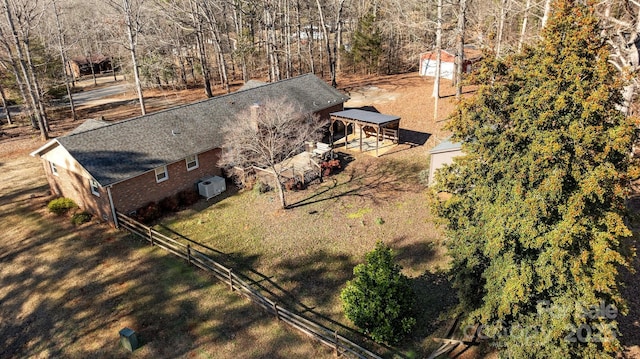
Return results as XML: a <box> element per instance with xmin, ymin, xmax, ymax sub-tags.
<box><xmin>0</xmin><ymin>203</ymin><xmax>315</xmax><ymax>358</ymax></box>
<box><xmin>287</xmin><ymin>156</ymin><xmax>424</xmax><ymax>209</ymax></box>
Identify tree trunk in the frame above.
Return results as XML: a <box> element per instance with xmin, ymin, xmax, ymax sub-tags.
<box><xmin>0</xmin><ymin>81</ymin><xmax>12</xmax><ymax>125</ymax></box>
<box><xmin>53</xmin><ymin>0</ymin><xmax>78</xmax><ymax>121</ymax></box>
<box><xmin>274</xmin><ymin>172</ymin><xmax>287</xmax><ymax>209</ymax></box>
<box><xmin>541</xmin><ymin>0</ymin><xmax>552</xmax><ymax>29</ymax></box>
<box><xmin>495</xmin><ymin>0</ymin><xmax>508</xmax><ymax>57</ymax></box>
<box><xmin>433</xmin><ymin>0</ymin><xmax>443</xmax><ymax>120</ymax></box>
<box><xmin>190</xmin><ymin>0</ymin><xmax>212</xmax><ymax>98</ymax></box>
<box><xmin>315</xmin><ymin>0</ymin><xmax>336</xmax><ymax>87</ymax></box>
<box><xmin>232</xmin><ymin>0</ymin><xmax>248</xmax><ymax>82</ymax></box>
<box><xmin>518</xmin><ymin>0</ymin><xmax>531</xmax><ymax>51</ymax></box>
<box><xmin>123</xmin><ymin>0</ymin><xmax>146</xmax><ymax>115</ymax></box>
<box><xmin>455</xmin><ymin>0</ymin><xmax>467</xmax><ymax>98</ymax></box>
<box><xmin>2</xmin><ymin>0</ymin><xmax>47</xmax><ymax>139</ymax></box>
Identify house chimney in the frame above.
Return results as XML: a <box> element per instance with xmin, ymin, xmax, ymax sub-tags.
<box><xmin>250</xmin><ymin>103</ymin><xmax>260</xmax><ymax>131</ymax></box>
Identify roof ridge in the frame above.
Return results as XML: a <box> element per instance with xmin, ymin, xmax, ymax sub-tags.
<box><xmin>63</xmin><ymin>73</ymin><xmax>328</xmax><ymax>139</ymax></box>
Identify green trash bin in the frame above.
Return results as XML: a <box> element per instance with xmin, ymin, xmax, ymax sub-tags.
<box><xmin>119</xmin><ymin>327</ymin><xmax>138</xmax><ymax>352</ymax></box>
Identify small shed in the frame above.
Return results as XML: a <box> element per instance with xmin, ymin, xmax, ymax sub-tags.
<box><xmin>428</xmin><ymin>138</ymin><xmax>462</xmax><ymax>186</ymax></box>
<box><xmin>330</xmin><ymin>109</ymin><xmax>400</xmax><ymax>157</ymax></box>
<box><xmin>419</xmin><ymin>48</ymin><xmax>482</xmax><ymax>80</ymax></box>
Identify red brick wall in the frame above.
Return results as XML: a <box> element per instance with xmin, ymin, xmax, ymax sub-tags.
<box><xmin>316</xmin><ymin>104</ymin><xmax>344</xmax><ymax>121</ymax></box>
<box><xmin>111</xmin><ymin>148</ymin><xmax>222</xmax><ymax>215</ymax></box>
<box><xmin>42</xmin><ymin>160</ymin><xmax>113</xmax><ymax>222</ymax></box>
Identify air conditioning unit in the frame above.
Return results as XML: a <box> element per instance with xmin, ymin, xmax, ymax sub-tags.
<box><xmin>198</xmin><ymin>176</ymin><xmax>226</xmax><ymax>200</ymax></box>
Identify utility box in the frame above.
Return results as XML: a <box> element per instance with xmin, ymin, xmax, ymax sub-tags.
<box><xmin>119</xmin><ymin>327</ymin><xmax>138</xmax><ymax>352</ymax></box>
<box><xmin>198</xmin><ymin>176</ymin><xmax>226</xmax><ymax>200</ymax></box>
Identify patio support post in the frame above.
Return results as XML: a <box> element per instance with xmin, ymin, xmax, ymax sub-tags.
<box><xmin>344</xmin><ymin>122</ymin><xmax>348</xmax><ymax>149</ymax></box>
<box><xmin>376</xmin><ymin>125</ymin><xmax>380</xmax><ymax>157</ymax></box>
<box><xmin>358</xmin><ymin>123</ymin><xmax>363</xmax><ymax>152</ymax></box>
<box><xmin>329</xmin><ymin>118</ymin><xmax>335</xmax><ymax>148</ymax></box>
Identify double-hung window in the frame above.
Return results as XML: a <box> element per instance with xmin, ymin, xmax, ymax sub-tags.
<box><xmin>155</xmin><ymin>166</ymin><xmax>168</xmax><ymax>183</ymax></box>
<box><xmin>90</xmin><ymin>179</ymin><xmax>100</xmax><ymax>196</ymax></box>
<box><xmin>50</xmin><ymin>162</ymin><xmax>59</xmax><ymax>176</ymax></box>
<box><xmin>186</xmin><ymin>155</ymin><xmax>199</xmax><ymax>171</ymax></box>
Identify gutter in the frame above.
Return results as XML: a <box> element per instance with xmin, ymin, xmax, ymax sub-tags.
<box><xmin>107</xmin><ymin>186</ymin><xmax>118</xmax><ymax>228</ymax></box>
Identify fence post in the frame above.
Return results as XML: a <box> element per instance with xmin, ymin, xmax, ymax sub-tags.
<box><xmin>334</xmin><ymin>330</ymin><xmax>339</xmax><ymax>357</ymax></box>
<box><xmin>187</xmin><ymin>244</ymin><xmax>191</xmax><ymax>264</ymax></box>
<box><xmin>273</xmin><ymin>303</ymin><xmax>279</xmax><ymax>320</ymax></box>
<box><xmin>228</xmin><ymin>268</ymin><xmax>233</xmax><ymax>291</ymax></box>
<box><xmin>148</xmin><ymin>227</ymin><xmax>153</xmax><ymax>246</ymax></box>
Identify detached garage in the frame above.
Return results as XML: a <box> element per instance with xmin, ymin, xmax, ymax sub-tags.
<box><xmin>428</xmin><ymin>138</ymin><xmax>462</xmax><ymax>186</ymax></box>
<box><xmin>419</xmin><ymin>48</ymin><xmax>482</xmax><ymax>80</ymax></box>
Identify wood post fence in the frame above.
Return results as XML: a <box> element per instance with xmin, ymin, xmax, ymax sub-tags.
<box><xmin>116</xmin><ymin>212</ymin><xmax>382</xmax><ymax>359</ymax></box>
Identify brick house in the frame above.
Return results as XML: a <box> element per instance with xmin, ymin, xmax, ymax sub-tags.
<box><xmin>31</xmin><ymin>74</ymin><xmax>348</xmax><ymax>226</ymax></box>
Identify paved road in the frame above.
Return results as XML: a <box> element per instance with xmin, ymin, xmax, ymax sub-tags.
<box><xmin>0</xmin><ymin>83</ymin><xmax>130</xmax><ymax>119</ymax></box>
<box><xmin>68</xmin><ymin>83</ymin><xmax>129</xmax><ymax>106</ymax></box>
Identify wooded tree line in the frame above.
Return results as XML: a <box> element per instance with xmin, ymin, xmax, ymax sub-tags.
<box><xmin>1</xmin><ymin>0</ymin><xmax>640</xmax><ymax>139</ymax></box>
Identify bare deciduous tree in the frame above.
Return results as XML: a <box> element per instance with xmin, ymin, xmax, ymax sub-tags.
<box><xmin>219</xmin><ymin>99</ymin><xmax>326</xmax><ymax>209</ymax></box>
<box><xmin>108</xmin><ymin>0</ymin><xmax>147</xmax><ymax>114</ymax></box>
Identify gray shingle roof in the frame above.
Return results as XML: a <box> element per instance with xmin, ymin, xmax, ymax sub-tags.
<box><xmin>330</xmin><ymin>109</ymin><xmax>400</xmax><ymax>125</ymax></box>
<box><xmin>429</xmin><ymin>138</ymin><xmax>462</xmax><ymax>154</ymax></box>
<box><xmin>67</xmin><ymin>118</ymin><xmax>110</xmax><ymax>135</ymax></box>
<box><xmin>57</xmin><ymin>74</ymin><xmax>348</xmax><ymax>186</ymax></box>
<box><xmin>237</xmin><ymin>79</ymin><xmax>267</xmax><ymax>91</ymax></box>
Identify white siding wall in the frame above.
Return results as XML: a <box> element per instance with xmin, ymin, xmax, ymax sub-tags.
<box><xmin>420</xmin><ymin>59</ymin><xmax>455</xmax><ymax>80</ymax></box>
<box><xmin>429</xmin><ymin>149</ymin><xmax>463</xmax><ymax>186</ymax></box>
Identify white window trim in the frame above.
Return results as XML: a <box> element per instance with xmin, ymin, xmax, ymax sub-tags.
<box><xmin>90</xmin><ymin>179</ymin><xmax>100</xmax><ymax>197</ymax></box>
<box><xmin>50</xmin><ymin>162</ymin><xmax>59</xmax><ymax>176</ymax></box>
<box><xmin>186</xmin><ymin>154</ymin><xmax>199</xmax><ymax>171</ymax></box>
<box><xmin>155</xmin><ymin>166</ymin><xmax>168</xmax><ymax>183</ymax></box>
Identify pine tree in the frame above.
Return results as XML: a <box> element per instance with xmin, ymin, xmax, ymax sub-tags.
<box><xmin>434</xmin><ymin>1</ymin><xmax>637</xmax><ymax>357</ymax></box>
<box><xmin>350</xmin><ymin>9</ymin><xmax>382</xmax><ymax>75</ymax></box>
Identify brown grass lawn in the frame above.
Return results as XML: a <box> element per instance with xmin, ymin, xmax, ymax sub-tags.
<box><xmin>159</xmin><ymin>147</ymin><xmax>456</xmax><ymax>357</ymax></box>
<box><xmin>2</xmin><ymin>72</ymin><xmax>638</xmax><ymax>358</ymax></box>
<box><xmin>0</xmin><ymin>155</ymin><xmax>335</xmax><ymax>358</ymax></box>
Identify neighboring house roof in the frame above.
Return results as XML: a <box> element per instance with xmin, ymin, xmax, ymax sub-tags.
<box><xmin>69</xmin><ymin>54</ymin><xmax>111</xmax><ymax>65</ymax></box>
<box><xmin>67</xmin><ymin>118</ymin><xmax>110</xmax><ymax>135</ymax></box>
<box><xmin>33</xmin><ymin>74</ymin><xmax>348</xmax><ymax>187</ymax></box>
<box><xmin>429</xmin><ymin>138</ymin><xmax>462</xmax><ymax>154</ymax></box>
<box><xmin>420</xmin><ymin>47</ymin><xmax>483</xmax><ymax>62</ymax></box>
<box><xmin>238</xmin><ymin>79</ymin><xmax>267</xmax><ymax>91</ymax></box>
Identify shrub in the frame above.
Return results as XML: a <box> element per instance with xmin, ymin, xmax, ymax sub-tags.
<box><xmin>253</xmin><ymin>181</ymin><xmax>271</xmax><ymax>194</ymax></box>
<box><xmin>136</xmin><ymin>202</ymin><xmax>162</xmax><ymax>223</ymax></box>
<box><xmin>48</xmin><ymin>197</ymin><xmax>78</xmax><ymax>216</ymax></box>
<box><xmin>159</xmin><ymin>195</ymin><xmax>180</xmax><ymax>212</ymax></box>
<box><xmin>418</xmin><ymin>168</ymin><xmax>430</xmax><ymax>187</ymax></box>
<box><xmin>177</xmin><ymin>190</ymin><xmax>201</xmax><ymax>207</ymax></box>
<box><xmin>71</xmin><ymin>211</ymin><xmax>92</xmax><ymax>226</ymax></box>
<box><xmin>341</xmin><ymin>241</ymin><xmax>416</xmax><ymax>344</ymax></box>
<box><xmin>284</xmin><ymin>178</ymin><xmax>305</xmax><ymax>191</ymax></box>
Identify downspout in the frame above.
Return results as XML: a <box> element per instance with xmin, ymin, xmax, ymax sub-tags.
<box><xmin>107</xmin><ymin>186</ymin><xmax>118</xmax><ymax>228</ymax></box>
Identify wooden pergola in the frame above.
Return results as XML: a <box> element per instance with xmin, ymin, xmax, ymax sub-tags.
<box><xmin>329</xmin><ymin>109</ymin><xmax>401</xmax><ymax>157</ymax></box>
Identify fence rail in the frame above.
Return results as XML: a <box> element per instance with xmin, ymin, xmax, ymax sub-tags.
<box><xmin>116</xmin><ymin>212</ymin><xmax>382</xmax><ymax>359</ymax></box>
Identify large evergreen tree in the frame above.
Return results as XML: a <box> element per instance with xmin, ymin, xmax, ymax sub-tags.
<box><xmin>434</xmin><ymin>1</ymin><xmax>637</xmax><ymax>357</ymax></box>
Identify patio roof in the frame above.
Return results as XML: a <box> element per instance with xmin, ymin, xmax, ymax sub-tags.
<box><xmin>329</xmin><ymin>109</ymin><xmax>401</xmax><ymax>157</ymax></box>
<box><xmin>330</xmin><ymin>109</ymin><xmax>400</xmax><ymax>126</ymax></box>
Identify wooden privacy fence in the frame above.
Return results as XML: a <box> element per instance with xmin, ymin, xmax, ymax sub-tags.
<box><xmin>116</xmin><ymin>212</ymin><xmax>382</xmax><ymax>359</ymax></box>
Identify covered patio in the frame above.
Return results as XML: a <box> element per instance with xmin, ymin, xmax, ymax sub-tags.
<box><xmin>329</xmin><ymin>109</ymin><xmax>401</xmax><ymax>157</ymax></box>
